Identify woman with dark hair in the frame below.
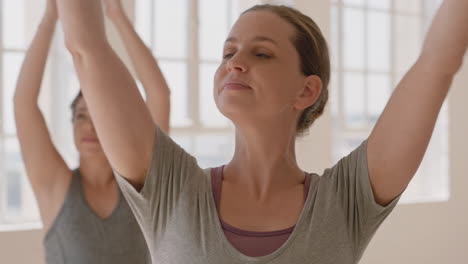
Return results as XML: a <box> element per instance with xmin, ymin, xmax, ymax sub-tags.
<box><xmin>13</xmin><ymin>0</ymin><xmax>169</xmax><ymax>263</ymax></box>
<box><xmin>56</xmin><ymin>0</ymin><xmax>467</xmax><ymax>263</ymax></box>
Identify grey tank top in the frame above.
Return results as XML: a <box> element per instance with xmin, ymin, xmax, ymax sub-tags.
<box><xmin>43</xmin><ymin>169</ymin><xmax>150</xmax><ymax>264</ymax></box>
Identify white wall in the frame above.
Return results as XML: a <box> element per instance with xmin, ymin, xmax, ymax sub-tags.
<box><xmin>0</xmin><ymin>229</ymin><xmax>44</xmax><ymax>263</ymax></box>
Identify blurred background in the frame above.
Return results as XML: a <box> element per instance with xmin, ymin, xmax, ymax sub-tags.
<box><xmin>0</xmin><ymin>0</ymin><xmax>467</xmax><ymax>263</ymax></box>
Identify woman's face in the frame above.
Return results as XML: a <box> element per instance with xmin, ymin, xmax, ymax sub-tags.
<box><xmin>72</xmin><ymin>98</ymin><xmax>104</xmax><ymax>157</ymax></box>
<box><xmin>214</xmin><ymin>10</ymin><xmax>313</xmax><ymax>128</ymax></box>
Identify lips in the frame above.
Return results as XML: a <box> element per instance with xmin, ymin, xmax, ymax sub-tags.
<box><xmin>223</xmin><ymin>81</ymin><xmax>252</xmax><ymax>91</ymax></box>
<box><xmin>82</xmin><ymin>137</ymin><xmax>99</xmax><ymax>143</ymax></box>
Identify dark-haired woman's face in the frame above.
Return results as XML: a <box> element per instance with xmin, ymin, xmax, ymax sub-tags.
<box><xmin>214</xmin><ymin>10</ymin><xmax>310</xmax><ymax>129</ymax></box>
<box><xmin>72</xmin><ymin>99</ymin><xmax>104</xmax><ymax>157</ymax></box>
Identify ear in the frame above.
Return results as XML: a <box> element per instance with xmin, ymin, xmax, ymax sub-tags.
<box><xmin>294</xmin><ymin>75</ymin><xmax>322</xmax><ymax>111</ymax></box>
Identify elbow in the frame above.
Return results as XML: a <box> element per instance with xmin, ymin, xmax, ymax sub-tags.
<box><xmin>63</xmin><ymin>35</ymin><xmax>110</xmax><ymax>60</ymax></box>
<box><xmin>419</xmin><ymin>50</ymin><xmax>465</xmax><ymax>76</ymax></box>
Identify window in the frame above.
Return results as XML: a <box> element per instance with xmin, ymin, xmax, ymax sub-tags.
<box><xmin>0</xmin><ymin>0</ymin><xmax>261</xmax><ymax>229</ymax></box>
<box><xmin>0</xmin><ymin>0</ymin><xmax>41</xmax><ymax>229</ymax></box>
<box><xmin>134</xmin><ymin>0</ymin><xmax>252</xmax><ymax>168</ymax></box>
<box><xmin>330</xmin><ymin>0</ymin><xmax>448</xmax><ymax>203</ymax></box>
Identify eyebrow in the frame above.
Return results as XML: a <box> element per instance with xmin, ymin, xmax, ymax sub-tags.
<box><xmin>225</xmin><ymin>36</ymin><xmax>279</xmax><ymax>46</ymax></box>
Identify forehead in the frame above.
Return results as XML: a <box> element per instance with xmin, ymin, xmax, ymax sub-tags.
<box><xmin>228</xmin><ymin>10</ymin><xmax>296</xmax><ymax>47</ymax></box>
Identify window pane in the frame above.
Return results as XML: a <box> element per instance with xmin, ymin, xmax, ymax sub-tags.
<box><xmin>395</xmin><ymin>0</ymin><xmax>422</xmax><ymax>13</ymax></box>
<box><xmin>1</xmin><ymin>137</ymin><xmax>39</xmax><ymax>223</ymax></box>
<box><xmin>343</xmin><ymin>0</ymin><xmax>364</xmax><ymax>6</ymax></box>
<box><xmin>2</xmin><ymin>0</ymin><xmax>26</xmax><ymax>49</ymax></box>
<box><xmin>367</xmin><ymin>74</ymin><xmax>390</xmax><ymax>122</ymax></box>
<box><xmin>135</xmin><ymin>0</ymin><xmax>152</xmax><ymax>46</ymax></box>
<box><xmin>343</xmin><ymin>72</ymin><xmax>365</xmax><ymax>127</ymax></box>
<box><xmin>154</xmin><ymin>0</ymin><xmax>187</xmax><ymax>58</ymax></box>
<box><xmin>330</xmin><ymin>73</ymin><xmax>339</xmax><ymax>118</ymax></box>
<box><xmin>2</xmin><ymin>138</ymin><xmax>22</xmax><ymax>216</ymax></box>
<box><xmin>3</xmin><ymin>52</ymin><xmax>25</xmax><ymax>135</ymax></box>
<box><xmin>171</xmin><ymin>134</ymin><xmax>194</xmax><ymax>155</ymax></box>
<box><xmin>170</xmin><ymin>134</ymin><xmax>234</xmax><ymax>168</ymax></box>
<box><xmin>199</xmin><ymin>0</ymin><xmax>229</xmax><ymax>61</ymax></box>
<box><xmin>200</xmin><ymin>63</ymin><xmax>229</xmax><ymax>127</ymax></box>
<box><xmin>194</xmin><ymin>134</ymin><xmax>233</xmax><ymax>168</ymax></box>
<box><xmin>367</xmin><ymin>0</ymin><xmax>391</xmax><ymax>9</ymax></box>
<box><xmin>343</xmin><ymin>8</ymin><xmax>365</xmax><ymax>70</ymax></box>
<box><xmin>158</xmin><ymin>61</ymin><xmax>191</xmax><ymax>127</ymax></box>
<box><xmin>230</xmin><ymin>1</ymin><xmax>238</xmax><ymax>27</ymax></box>
<box><xmin>367</xmin><ymin>11</ymin><xmax>390</xmax><ymax>72</ymax></box>
<box><xmin>395</xmin><ymin>15</ymin><xmax>422</xmax><ymax>73</ymax></box>
<box><xmin>330</xmin><ymin>6</ymin><xmax>339</xmax><ymax>68</ymax></box>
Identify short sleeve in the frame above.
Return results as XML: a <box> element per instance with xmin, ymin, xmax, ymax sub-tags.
<box><xmin>113</xmin><ymin>126</ymin><xmax>204</xmax><ymax>251</ymax></box>
<box><xmin>320</xmin><ymin>139</ymin><xmax>402</xmax><ymax>258</ymax></box>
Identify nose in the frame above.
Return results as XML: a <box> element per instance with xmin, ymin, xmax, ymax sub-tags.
<box><xmin>226</xmin><ymin>53</ymin><xmax>248</xmax><ymax>73</ymax></box>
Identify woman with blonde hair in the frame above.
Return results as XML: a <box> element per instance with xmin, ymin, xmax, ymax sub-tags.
<box><xmin>14</xmin><ymin>0</ymin><xmax>169</xmax><ymax>262</ymax></box>
<box><xmin>56</xmin><ymin>0</ymin><xmax>467</xmax><ymax>262</ymax></box>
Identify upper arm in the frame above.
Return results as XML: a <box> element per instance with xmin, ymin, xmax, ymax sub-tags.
<box><xmin>365</xmin><ymin>0</ymin><xmax>467</xmax><ymax>206</ymax></box>
<box><xmin>70</xmin><ymin>47</ymin><xmax>156</xmax><ymax>187</ymax></box>
<box><xmin>14</xmin><ymin>103</ymin><xmax>72</xmax><ymax>216</ymax></box>
<box><xmin>58</xmin><ymin>0</ymin><xmax>157</xmax><ymax>187</ymax></box>
<box><xmin>145</xmin><ymin>82</ymin><xmax>171</xmax><ymax>134</ymax></box>
<box><xmin>367</xmin><ymin>59</ymin><xmax>454</xmax><ymax>206</ymax></box>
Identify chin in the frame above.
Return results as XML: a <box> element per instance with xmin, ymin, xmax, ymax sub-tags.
<box><xmin>78</xmin><ymin>145</ymin><xmax>105</xmax><ymax>158</ymax></box>
<box><xmin>217</xmin><ymin>92</ymin><xmax>255</xmax><ymax>112</ymax></box>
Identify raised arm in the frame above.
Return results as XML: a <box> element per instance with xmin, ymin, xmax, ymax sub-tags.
<box><xmin>56</xmin><ymin>0</ymin><xmax>156</xmax><ymax>187</ymax></box>
<box><xmin>367</xmin><ymin>0</ymin><xmax>468</xmax><ymax>205</ymax></box>
<box><xmin>13</xmin><ymin>0</ymin><xmax>71</xmax><ymax>225</ymax></box>
<box><xmin>103</xmin><ymin>0</ymin><xmax>171</xmax><ymax>134</ymax></box>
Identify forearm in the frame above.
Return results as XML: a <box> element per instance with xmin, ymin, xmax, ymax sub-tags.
<box><xmin>366</xmin><ymin>0</ymin><xmax>468</xmax><ymax>204</ymax></box>
<box><xmin>110</xmin><ymin>11</ymin><xmax>171</xmax><ymax>133</ymax></box>
<box><xmin>13</xmin><ymin>14</ymin><xmax>56</xmax><ymax>106</ymax></box>
<box><xmin>421</xmin><ymin>0</ymin><xmax>468</xmax><ymax>74</ymax></box>
<box><xmin>56</xmin><ymin>0</ymin><xmax>108</xmax><ymax>53</ymax></box>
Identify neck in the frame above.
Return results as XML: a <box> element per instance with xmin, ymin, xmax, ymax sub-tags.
<box><xmin>78</xmin><ymin>155</ymin><xmax>114</xmax><ymax>187</ymax></box>
<box><xmin>226</xmin><ymin>118</ymin><xmax>305</xmax><ymax>198</ymax></box>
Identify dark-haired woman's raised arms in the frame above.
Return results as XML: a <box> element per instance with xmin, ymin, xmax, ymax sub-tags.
<box><xmin>102</xmin><ymin>0</ymin><xmax>171</xmax><ymax>134</ymax></box>
<box><xmin>56</xmin><ymin>0</ymin><xmax>156</xmax><ymax>189</ymax></box>
<box><xmin>13</xmin><ymin>0</ymin><xmax>72</xmax><ymax>229</ymax></box>
<box><xmin>367</xmin><ymin>0</ymin><xmax>467</xmax><ymax>206</ymax></box>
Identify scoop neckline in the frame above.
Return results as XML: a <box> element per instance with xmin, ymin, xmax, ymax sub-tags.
<box><xmin>206</xmin><ymin>166</ymin><xmax>318</xmax><ymax>262</ymax></box>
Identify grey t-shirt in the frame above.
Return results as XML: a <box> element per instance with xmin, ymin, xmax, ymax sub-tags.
<box><xmin>115</xmin><ymin>127</ymin><xmax>401</xmax><ymax>264</ymax></box>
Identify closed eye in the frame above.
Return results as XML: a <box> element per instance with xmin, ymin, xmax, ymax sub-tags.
<box><xmin>223</xmin><ymin>53</ymin><xmax>234</xmax><ymax>59</ymax></box>
<box><xmin>256</xmin><ymin>53</ymin><xmax>271</xmax><ymax>59</ymax></box>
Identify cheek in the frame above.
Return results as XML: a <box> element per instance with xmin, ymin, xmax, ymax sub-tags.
<box><xmin>73</xmin><ymin>123</ymin><xmax>83</xmax><ymax>136</ymax></box>
<box><xmin>213</xmin><ymin>65</ymin><xmax>226</xmax><ymax>98</ymax></box>
<box><xmin>214</xmin><ymin>64</ymin><xmax>225</xmax><ymax>86</ymax></box>
<box><xmin>262</xmin><ymin>76</ymin><xmax>302</xmax><ymax>106</ymax></box>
